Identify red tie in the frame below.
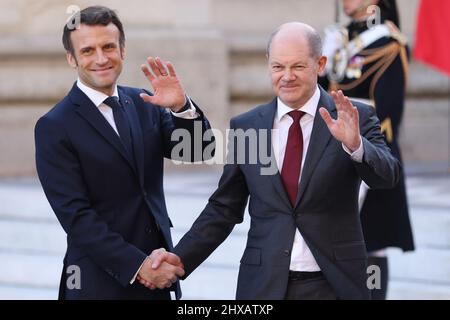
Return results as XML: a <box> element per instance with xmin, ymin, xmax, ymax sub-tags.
<box><xmin>281</xmin><ymin>110</ymin><xmax>305</xmax><ymax>207</ymax></box>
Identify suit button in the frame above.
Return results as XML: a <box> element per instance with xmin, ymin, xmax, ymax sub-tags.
<box><xmin>142</xmin><ymin>190</ymin><xmax>148</xmax><ymax>197</ymax></box>
<box><xmin>284</xmin><ymin>250</ymin><xmax>290</xmax><ymax>256</ymax></box>
<box><xmin>145</xmin><ymin>227</ymin><xmax>152</xmax><ymax>234</ymax></box>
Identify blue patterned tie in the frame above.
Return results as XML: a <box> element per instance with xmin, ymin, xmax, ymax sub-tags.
<box><xmin>103</xmin><ymin>96</ymin><xmax>134</xmax><ymax>158</ymax></box>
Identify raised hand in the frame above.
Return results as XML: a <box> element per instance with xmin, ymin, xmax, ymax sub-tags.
<box><xmin>319</xmin><ymin>90</ymin><xmax>361</xmax><ymax>152</ymax></box>
<box><xmin>140</xmin><ymin>56</ymin><xmax>187</xmax><ymax>111</ymax></box>
<box><xmin>137</xmin><ymin>248</ymin><xmax>184</xmax><ymax>289</ymax></box>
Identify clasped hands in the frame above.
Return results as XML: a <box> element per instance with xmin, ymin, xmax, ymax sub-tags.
<box><xmin>137</xmin><ymin>248</ymin><xmax>184</xmax><ymax>290</ymax></box>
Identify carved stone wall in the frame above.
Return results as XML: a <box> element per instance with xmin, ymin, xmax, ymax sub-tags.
<box><xmin>0</xmin><ymin>0</ymin><xmax>447</xmax><ymax>176</ymax></box>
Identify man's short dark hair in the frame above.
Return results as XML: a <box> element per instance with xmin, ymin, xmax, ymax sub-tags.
<box><xmin>62</xmin><ymin>6</ymin><xmax>125</xmax><ymax>57</ymax></box>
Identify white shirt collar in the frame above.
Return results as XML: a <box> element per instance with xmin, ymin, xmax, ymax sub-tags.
<box><xmin>76</xmin><ymin>79</ymin><xmax>119</xmax><ymax>107</ymax></box>
<box><xmin>276</xmin><ymin>85</ymin><xmax>320</xmax><ymax>120</ymax></box>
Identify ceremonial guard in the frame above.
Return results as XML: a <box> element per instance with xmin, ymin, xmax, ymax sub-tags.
<box><xmin>319</xmin><ymin>0</ymin><xmax>415</xmax><ymax>299</ymax></box>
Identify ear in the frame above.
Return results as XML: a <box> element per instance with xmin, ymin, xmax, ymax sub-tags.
<box><xmin>66</xmin><ymin>51</ymin><xmax>78</xmax><ymax>68</ymax></box>
<box><xmin>120</xmin><ymin>46</ymin><xmax>126</xmax><ymax>60</ymax></box>
<box><xmin>317</xmin><ymin>55</ymin><xmax>327</xmax><ymax>75</ymax></box>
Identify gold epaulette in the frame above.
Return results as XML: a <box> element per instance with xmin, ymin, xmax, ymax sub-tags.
<box><xmin>385</xmin><ymin>20</ymin><xmax>408</xmax><ymax>46</ymax></box>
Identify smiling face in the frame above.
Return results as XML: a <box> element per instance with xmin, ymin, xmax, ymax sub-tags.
<box><xmin>268</xmin><ymin>27</ymin><xmax>326</xmax><ymax>109</ymax></box>
<box><xmin>66</xmin><ymin>23</ymin><xmax>125</xmax><ymax>96</ymax></box>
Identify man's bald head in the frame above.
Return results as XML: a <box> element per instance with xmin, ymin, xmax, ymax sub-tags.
<box><xmin>266</xmin><ymin>22</ymin><xmax>323</xmax><ymax>59</ymax></box>
<box><xmin>266</xmin><ymin>22</ymin><xmax>327</xmax><ymax>109</ymax></box>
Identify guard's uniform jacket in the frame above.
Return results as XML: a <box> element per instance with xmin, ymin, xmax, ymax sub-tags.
<box><xmin>319</xmin><ymin>19</ymin><xmax>415</xmax><ymax>252</ymax></box>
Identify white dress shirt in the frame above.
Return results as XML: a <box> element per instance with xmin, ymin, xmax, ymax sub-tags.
<box><xmin>272</xmin><ymin>85</ymin><xmax>364</xmax><ymax>271</ymax></box>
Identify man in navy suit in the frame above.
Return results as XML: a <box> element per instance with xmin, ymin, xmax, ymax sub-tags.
<box><xmin>145</xmin><ymin>22</ymin><xmax>400</xmax><ymax>299</ymax></box>
<box><xmin>35</xmin><ymin>6</ymin><xmax>213</xmax><ymax>300</ymax></box>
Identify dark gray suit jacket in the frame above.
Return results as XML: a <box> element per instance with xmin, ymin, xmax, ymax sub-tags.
<box><xmin>174</xmin><ymin>87</ymin><xmax>399</xmax><ymax>300</ymax></box>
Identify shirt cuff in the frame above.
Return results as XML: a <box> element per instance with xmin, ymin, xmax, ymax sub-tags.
<box><xmin>171</xmin><ymin>96</ymin><xmax>199</xmax><ymax>119</ymax></box>
<box><xmin>342</xmin><ymin>136</ymin><xmax>364</xmax><ymax>163</ymax></box>
<box><xmin>130</xmin><ymin>257</ymin><xmax>148</xmax><ymax>284</ymax></box>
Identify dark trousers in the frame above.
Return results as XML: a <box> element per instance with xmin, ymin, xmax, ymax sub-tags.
<box><xmin>284</xmin><ymin>273</ymin><xmax>336</xmax><ymax>300</ymax></box>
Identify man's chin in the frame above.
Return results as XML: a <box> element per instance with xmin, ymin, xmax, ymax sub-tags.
<box><xmin>84</xmin><ymin>80</ymin><xmax>116</xmax><ymax>94</ymax></box>
<box><xmin>93</xmin><ymin>78</ymin><xmax>116</xmax><ymax>88</ymax></box>
<box><xmin>279</xmin><ymin>96</ymin><xmax>301</xmax><ymax>107</ymax></box>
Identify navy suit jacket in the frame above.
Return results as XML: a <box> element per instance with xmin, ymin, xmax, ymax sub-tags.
<box><xmin>35</xmin><ymin>83</ymin><xmax>212</xmax><ymax>299</ymax></box>
<box><xmin>174</xmin><ymin>87</ymin><xmax>400</xmax><ymax>300</ymax></box>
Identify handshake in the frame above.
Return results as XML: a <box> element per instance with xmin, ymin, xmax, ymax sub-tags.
<box><xmin>137</xmin><ymin>248</ymin><xmax>184</xmax><ymax>289</ymax></box>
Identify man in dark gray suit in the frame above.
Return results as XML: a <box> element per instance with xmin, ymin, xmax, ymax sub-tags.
<box><xmin>142</xmin><ymin>22</ymin><xmax>400</xmax><ymax>300</ymax></box>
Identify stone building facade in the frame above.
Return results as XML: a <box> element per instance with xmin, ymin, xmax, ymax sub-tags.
<box><xmin>0</xmin><ymin>0</ymin><xmax>448</xmax><ymax>176</ymax></box>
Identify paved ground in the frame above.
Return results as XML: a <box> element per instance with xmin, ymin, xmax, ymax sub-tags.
<box><xmin>1</xmin><ymin>166</ymin><xmax>450</xmax><ymax>300</ymax></box>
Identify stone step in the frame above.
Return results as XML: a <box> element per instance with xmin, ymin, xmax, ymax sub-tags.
<box><xmin>4</xmin><ymin>248</ymin><xmax>450</xmax><ymax>300</ymax></box>
<box><xmin>1</xmin><ymin>173</ymin><xmax>450</xmax><ymax>300</ymax></box>
<box><xmin>186</xmin><ymin>270</ymin><xmax>450</xmax><ymax>300</ymax></box>
<box><xmin>180</xmin><ymin>265</ymin><xmax>238</xmax><ymax>300</ymax></box>
<box><xmin>0</xmin><ymin>218</ymin><xmax>246</xmax><ymax>269</ymax></box>
<box><xmin>388</xmin><ymin>280</ymin><xmax>450</xmax><ymax>300</ymax></box>
<box><xmin>0</xmin><ymin>252</ymin><xmax>62</xmax><ymax>289</ymax></box>
<box><xmin>409</xmin><ymin>207</ymin><xmax>450</xmax><ymax>247</ymax></box>
<box><xmin>0</xmin><ymin>284</ymin><xmax>58</xmax><ymax>300</ymax></box>
<box><xmin>2</xmin><ymin>203</ymin><xmax>448</xmax><ymax>264</ymax></box>
<box><xmin>388</xmin><ymin>248</ymin><xmax>450</xmax><ymax>284</ymax></box>
<box><xmin>1</xmin><ymin>232</ymin><xmax>449</xmax><ymax>299</ymax></box>
<box><xmin>0</xmin><ymin>183</ymin><xmax>54</xmax><ymax>221</ymax></box>
<box><xmin>0</xmin><ymin>250</ymin><xmax>238</xmax><ymax>300</ymax></box>
<box><xmin>5</xmin><ymin>219</ymin><xmax>450</xmax><ymax>288</ymax></box>
<box><xmin>407</xmin><ymin>176</ymin><xmax>450</xmax><ymax>208</ymax></box>
<box><xmin>0</xmin><ymin>220</ymin><xmax>65</xmax><ymax>254</ymax></box>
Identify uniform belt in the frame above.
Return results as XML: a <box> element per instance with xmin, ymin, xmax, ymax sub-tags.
<box><xmin>288</xmin><ymin>271</ymin><xmax>323</xmax><ymax>281</ymax></box>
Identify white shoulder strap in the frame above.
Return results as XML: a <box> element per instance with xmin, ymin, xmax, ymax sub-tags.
<box><xmin>347</xmin><ymin>24</ymin><xmax>391</xmax><ymax>58</ymax></box>
<box><xmin>326</xmin><ymin>23</ymin><xmax>393</xmax><ymax>82</ymax></box>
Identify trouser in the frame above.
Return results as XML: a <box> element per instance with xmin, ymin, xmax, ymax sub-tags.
<box><xmin>284</xmin><ymin>271</ymin><xmax>336</xmax><ymax>300</ymax></box>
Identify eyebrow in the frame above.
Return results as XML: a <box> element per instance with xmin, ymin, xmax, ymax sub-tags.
<box><xmin>79</xmin><ymin>46</ymin><xmax>93</xmax><ymax>52</ymax></box>
<box><xmin>270</xmin><ymin>60</ymin><xmax>306</xmax><ymax>65</ymax></box>
<box><xmin>103</xmin><ymin>42</ymin><xmax>117</xmax><ymax>47</ymax></box>
<box><xmin>79</xmin><ymin>42</ymin><xmax>117</xmax><ymax>51</ymax></box>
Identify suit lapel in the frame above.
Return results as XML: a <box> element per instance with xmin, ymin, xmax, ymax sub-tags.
<box><xmin>294</xmin><ymin>87</ymin><xmax>336</xmax><ymax>208</ymax></box>
<box><xmin>119</xmin><ymin>89</ymin><xmax>145</xmax><ymax>187</ymax></box>
<box><xmin>256</xmin><ymin>99</ymin><xmax>292</xmax><ymax>209</ymax></box>
<box><xmin>70</xmin><ymin>84</ymin><xmax>137</xmax><ymax>174</ymax></box>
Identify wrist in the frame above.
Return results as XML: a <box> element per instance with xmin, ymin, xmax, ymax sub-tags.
<box><xmin>347</xmin><ymin>137</ymin><xmax>361</xmax><ymax>153</ymax></box>
<box><xmin>172</xmin><ymin>96</ymin><xmax>188</xmax><ymax>113</ymax></box>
